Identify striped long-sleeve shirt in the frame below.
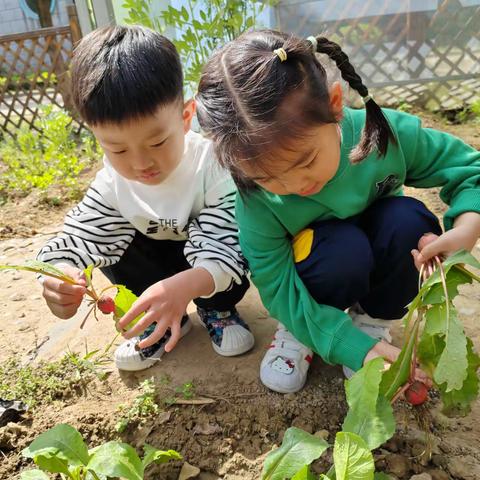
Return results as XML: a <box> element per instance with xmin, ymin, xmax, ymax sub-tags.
<box><xmin>38</xmin><ymin>131</ymin><xmax>247</xmax><ymax>296</ymax></box>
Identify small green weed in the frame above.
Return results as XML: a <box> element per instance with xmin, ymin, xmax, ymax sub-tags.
<box><xmin>455</xmin><ymin>99</ymin><xmax>480</xmax><ymax>123</ymax></box>
<box><xmin>177</xmin><ymin>381</ymin><xmax>195</xmax><ymax>399</ymax></box>
<box><xmin>163</xmin><ymin>380</ymin><xmax>196</xmax><ymax>406</ymax></box>
<box><xmin>0</xmin><ymin>346</ymin><xmax>112</xmax><ymax>408</ymax></box>
<box><xmin>397</xmin><ymin>101</ymin><xmax>413</xmax><ymax>113</ymax></box>
<box><xmin>0</xmin><ymin>106</ymin><xmax>100</xmax><ymax>200</ymax></box>
<box><xmin>115</xmin><ymin>378</ymin><xmax>160</xmax><ymax>433</ymax></box>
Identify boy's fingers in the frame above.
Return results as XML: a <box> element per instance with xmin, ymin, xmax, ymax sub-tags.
<box><xmin>137</xmin><ymin>321</ymin><xmax>169</xmax><ymax>349</ymax></box>
<box><xmin>164</xmin><ymin>321</ymin><xmax>181</xmax><ymax>353</ymax></box>
<box><xmin>117</xmin><ymin>298</ymin><xmax>151</xmax><ymax>330</ymax></box>
<box><xmin>43</xmin><ymin>289</ymin><xmax>83</xmax><ymax>305</ymax></box>
<box><xmin>44</xmin><ymin>277</ymin><xmax>86</xmax><ymax>296</ymax></box>
<box><xmin>121</xmin><ymin>311</ymin><xmax>156</xmax><ymax>338</ymax></box>
<box><xmin>50</xmin><ymin>303</ymin><xmax>81</xmax><ymax>319</ymax></box>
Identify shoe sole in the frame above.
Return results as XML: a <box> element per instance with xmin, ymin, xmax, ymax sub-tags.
<box><xmin>211</xmin><ymin>332</ymin><xmax>255</xmax><ymax>357</ymax></box>
<box><xmin>197</xmin><ymin>314</ymin><xmax>255</xmax><ymax>357</ymax></box>
<box><xmin>259</xmin><ymin>370</ymin><xmax>308</xmax><ymax>394</ymax></box>
<box><xmin>115</xmin><ymin>317</ymin><xmax>193</xmax><ymax>371</ymax></box>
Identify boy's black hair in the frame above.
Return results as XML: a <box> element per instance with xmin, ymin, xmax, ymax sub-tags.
<box><xmin>71</xmin><ymin>25</ymin><xmax>183</xmax><ymax>125</ymax></box>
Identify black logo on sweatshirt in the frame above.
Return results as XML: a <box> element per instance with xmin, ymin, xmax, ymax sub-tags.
<box><xmin>146</xmin><ymin>219</ymin><xmax>188</xmax><ymax>236</ymax></box>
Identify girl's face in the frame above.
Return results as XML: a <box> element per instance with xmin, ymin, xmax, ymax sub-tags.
<box><xmin>241</xmin><ymin>122</ymin><xmax>342</xmax><ymax>196</ymax></box>
<box><xmin>239</xmin><ymin>83</ymin><xmax>343</xmax><ymax>196</ymax></box>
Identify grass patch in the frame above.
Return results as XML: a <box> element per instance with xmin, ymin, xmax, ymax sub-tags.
<box><xmin>0</xmin><ymin>106</ymin><xmax>100</xmax><ymax>203</ymax></box>
<box><xmin>0</xmin><ymin>346</ymin><xmax>112</xmax><ymax>408</ymax></box>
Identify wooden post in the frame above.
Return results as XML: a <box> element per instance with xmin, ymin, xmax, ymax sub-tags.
<box><xmin>36</xmin><ymin>0</ymin><xmax>54</xmax><ymax>27</ymax></box>
<box><xmin>67</xmin><ymin>4</ymin><xmax>83</xmax><ymax>46</ymax></box>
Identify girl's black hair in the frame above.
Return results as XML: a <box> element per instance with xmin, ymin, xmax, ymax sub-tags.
<box><xmin>196</xmin><ymin>29</ymin><xmax>396</xmax><ymax>190</ymax></box>
<box><xmin>71</xmin><ymin>25</ymin><xmax>183</xmax><ymax>125</ymax></box>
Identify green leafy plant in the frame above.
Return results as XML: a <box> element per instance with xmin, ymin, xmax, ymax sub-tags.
<box><xmin>115</xmin><ymin>378</ymin><xmax>160</xmax><ymax>433</ymax></box>
<box><xmin>261</xmin><ymin>427</ymin><xmax>380</xmax><ymax>480</ymax></box>
<box><xmin>262</xmin><ymin>358</ymin><xmax>393</xmax><ymax>479</ymax></box>
<box><xmin>0</xmin><ymin>106</ymin><xmax>99</xmax><ymax>200</ymax></box>
<box><xmin>20</xmin><ymin>423</ymin><xmax>181</xmax><ymax>480</ymax></box>
<box><xmin>262</xmin><ymin>250</ymin><xmax>480</xmax><ymax>478</ymax></box>
<box><xmin>379</xmin><ymin>249</ymin><xmax>480</xmax><ymax>415</ymax></box>
<box><xmin>122</xmin><ymin>0</ymin><xmax>276</xmax><ymax>92</ymax></box>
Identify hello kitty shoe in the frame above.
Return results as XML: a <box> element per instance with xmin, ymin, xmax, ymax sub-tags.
<box><xmin>260</xmin><ymin>324</ymin><xmax>313</xmax><ymax>393</ymax></box>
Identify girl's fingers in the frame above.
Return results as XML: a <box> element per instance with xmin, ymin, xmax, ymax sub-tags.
<box><xmin>121</xmin><ymin>310</ymin><xmax>156</xmax><ymax>338</ymax></box>
<box><xmin>427</xmin><ymin>261</ymin><xmax>434</xmax><ymax>278</ymax></box>
<box><xmin>414</xmin><ymin>367</ymin><xmax>433</xmax><ymax>388</ymax></box>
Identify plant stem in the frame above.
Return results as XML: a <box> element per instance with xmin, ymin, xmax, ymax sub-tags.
<box><xmin>325</xmin><ymin>465</ymin><xmax>336</xmax><ymax>478</ymax></box>
<box><xmin>98</xmin><ymin>284</ymin><xmax>122</xmax><ymax>296</ymax></box>
<box><xmin>80</xmin><ymin>304</ymin><xmax>95</xmax><ymax>329</ymax></box>
<box><xmin>455</xmin><ymin>264</ymin><xmax>480</xmax><ymax>283</ymax></box>
<box><xmin>88</xmin><ymin>471</ymin><xmax>101</xmax><ymax>480</ymax></box>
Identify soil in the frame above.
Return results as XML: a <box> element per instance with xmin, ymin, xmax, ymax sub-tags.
<box><xmin>0</xmin><ymin>112</ymin><xmax>480</xmax><ymax>480</ymax></box>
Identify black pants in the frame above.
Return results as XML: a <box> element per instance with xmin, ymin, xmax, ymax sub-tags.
<box><xmin>295</xmin><ymin>196</ymin><xmax>442</xmax><ymax>319</ymax></box>
<box><xmin>101</xmin><ymin>232</ymin><xmax>249</xmax><ymax>311</ymax></box>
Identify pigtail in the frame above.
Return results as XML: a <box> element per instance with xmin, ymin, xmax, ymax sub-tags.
<box><xmin>314</xmin><ymin>36</ymin><xmax>396</xmax><ymax>163</ymax></box>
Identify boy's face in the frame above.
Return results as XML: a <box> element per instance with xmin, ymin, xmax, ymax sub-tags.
<box><xmin>91</xmin><ymin>100</ymin><xmax>195</xmax><ymax>185</ymax></box>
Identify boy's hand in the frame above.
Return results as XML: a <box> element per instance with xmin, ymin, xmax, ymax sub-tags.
<box><xmin>411</xmin><ymin>212</ymin><xmax>480</xmax><ymax>272</ymax></box>
<box><xmin>42</xmin><ymin>265</ymin><xmax>87</xmax><ymax>319</ymax></box>
<box><xmin>364</xmin><ymin>341</ymin><xmax>432</xmax><ymax>388</ymax></box>
<box><xmin>117</xmin><ymin>268</ymin><xmax>215</xmax><ymax>353</ymax></box>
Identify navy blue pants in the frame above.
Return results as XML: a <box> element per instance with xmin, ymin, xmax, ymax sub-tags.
<box><xmin>101</xmin><ymin>231</ymin><xmax>249</xmax><ymax>311</ymax></box>
<box><xmin>294</xmin><ymin>196</ymin><xmax>442</xmax><ymax>319</ymax></box>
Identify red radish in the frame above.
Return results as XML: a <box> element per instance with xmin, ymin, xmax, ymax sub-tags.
<box><xmin>405</xmin><ymin>381</ymin><xmax>429</xmax><ymax>406</ymax></box>
<box><xmin>97</xmin><ymin>295</ymin><xmax>115</xmax><ymax>314</ymax></box>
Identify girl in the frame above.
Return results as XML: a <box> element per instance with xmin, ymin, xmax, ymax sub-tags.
<box><xmin>196</xmin><ymin>29</ymin><xmax>480</xmax><ymax>393</ymax></box>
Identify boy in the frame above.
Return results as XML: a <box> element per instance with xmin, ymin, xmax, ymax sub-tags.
<box><xmin>37</xmin><ymin>25</ymin><xmax>254</xmax><ymax>371</ymax></box>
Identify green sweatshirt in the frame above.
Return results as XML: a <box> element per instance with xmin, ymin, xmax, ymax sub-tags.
<box><xmin>236</xmin><ymin>107</ymin><xmax>480</xmax><ymax>371</ymax></box>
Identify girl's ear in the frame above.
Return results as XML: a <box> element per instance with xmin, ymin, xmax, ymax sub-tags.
<box><xmin>183</xmin><ymin>99</ymin><xmax>197</xmax><ymax>132</ymax></box>
<box><xmin>328</xmin><ymin>82</ymin><xmax>343</xmax><ymax>120</ymax></box>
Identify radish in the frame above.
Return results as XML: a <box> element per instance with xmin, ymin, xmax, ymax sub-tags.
<box><xmin>405</xmin><ymin>381</ymin><xmax>429</xmax><ymax>406</ymax></box>
<box><xmin>97</xmin><ymin>295</ymin><xmax>115</xmax><ymax>314</ymax></box>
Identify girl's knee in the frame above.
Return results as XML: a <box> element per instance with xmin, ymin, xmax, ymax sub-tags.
<box><xmin>370</xmin><ymin>196</ymin><xmax>442</xmax><ymax>247</ymax></box>
<box><xmin>294</xmin><ymin>222</ymin><xmax>373</xmax><ymax>291</ymax></box>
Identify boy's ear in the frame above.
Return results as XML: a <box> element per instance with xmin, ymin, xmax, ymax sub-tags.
<box><xmin>328</xmin><ymin>82</ymin><xmax>343</xmax><ymax>120</ymax></box>
<box><xmin>183</xmin><ymin>99</ymin><xmax>196</xmax><ymax>133</ymax></box>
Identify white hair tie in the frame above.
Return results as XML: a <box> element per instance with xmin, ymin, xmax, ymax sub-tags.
<box><xmin>306</xmin><ymin>36</ymin><xmax>318</xmax><ymax>52</ymax></box>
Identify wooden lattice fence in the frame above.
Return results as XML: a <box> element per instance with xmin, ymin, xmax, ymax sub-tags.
<box><xmin>276</xmin><ymin>0</ymin><xmax>480</xmax><ymax>110</ymax></box>
<box><xmin>0</xmin><ymin>6</ymin><xmax>82</xmax><ymax>138</ymax></box>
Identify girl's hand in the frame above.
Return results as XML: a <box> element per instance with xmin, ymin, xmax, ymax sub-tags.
<box><xmin>364</xmin><ymin>341</ymin><xmax>432</xmax><ymax>387</ymax></box>
<box><xmin>42</xmin><ymin>265</ymin><xmax>87</xmax><ymax>319</ymax></box>
<box><xmin>411</xmin><ymin>212</ymin><xmax>480</xmax><ymax>272</ymax></box>
<box><xmin>116</xmin><ymin>268</ymin><xmax>215</xmax><ymax>352</ymax></box>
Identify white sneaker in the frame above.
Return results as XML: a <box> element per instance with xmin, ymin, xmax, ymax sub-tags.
<box><xmin>260</xmin><ymin>324</ymin><xmax>313</xmax><ymax>393</ymax></box>
<box><xmin>115</xmin><ymin>315</ymin><xmax>192</xmax><ymax>371</ymax></box>
<box><xmin>342</xmin><ymin>310</ymin><xmax>393</xmax><ymax>379</ymax></box>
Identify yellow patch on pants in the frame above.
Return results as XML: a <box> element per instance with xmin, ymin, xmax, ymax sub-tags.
<box><xmin>292</xmin><ymin>228</ymin><xmax>314</xmax><ymax>263</ymax></box>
